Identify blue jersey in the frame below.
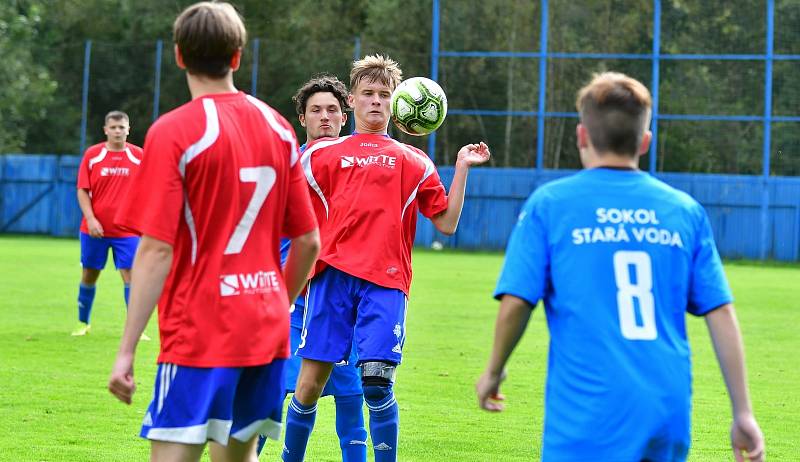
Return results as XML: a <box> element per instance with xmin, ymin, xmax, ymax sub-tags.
<box><xmin>495</xmin><ymin>168</ymin><xmax>732</xmax><ymax>462</ymax></box>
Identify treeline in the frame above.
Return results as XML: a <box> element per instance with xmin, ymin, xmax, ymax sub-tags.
<box><xmin>1</xmin><ymin>0</ymin><xmax>798</xmax><ymax>174</ymax></box>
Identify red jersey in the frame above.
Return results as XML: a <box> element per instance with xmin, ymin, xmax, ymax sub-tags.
<box><xmin>116</xmin><ymin>92</ymin><xmax>317</xmax><ymax>368</ymax></box>
<box><xmin>301</xmin><ymin>133</ymin><xmax>448</xmax><ymax>294</ymax></box>
<box><xmin>77</xmin><ymin>142</ymin><xmax>143</xmax><ymax>237</ymax></box>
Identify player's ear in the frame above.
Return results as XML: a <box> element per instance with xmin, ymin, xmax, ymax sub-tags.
<box><xmin>230</xmin><ymin>48</ymin><xmax>242</xmax><ymax>72</ymax></box>
<box><xmin>638</xmin><ymin>130</ymin><xmax>652</xmax><ymax>155</ymax></box>
<box><xmin>299</xmin><ymin>114</ymin><xmax>306</xmax><ymax>128</ymax></box>
<box><xmin>576</xmin><ymin>124</ymin><xmax>589</xmax><ymax>149</ymax></box>
<box><xmin>347</xmin><ymin>93</ymin><xmax>355</xmax><ymax>109</ymax></box>
<box><xmin>174</xmin><ymin>44</ymin><xmax>186</xmax><ymax>70</ymax></box>
<box><xmin>341</xmin><ymin>111</ymin><xmax>348</xmax><ymax>125</ymax></box>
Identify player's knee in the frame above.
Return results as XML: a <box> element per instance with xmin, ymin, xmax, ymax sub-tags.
<box><xmin>361</xmin><ymin>361</ymin><xmax>396</xmax><ymax>402</ymax></box>
<box><xmin>294</xmin><ymin>377</ymin><xmax>325</xmax><ymax>404</ymax></box>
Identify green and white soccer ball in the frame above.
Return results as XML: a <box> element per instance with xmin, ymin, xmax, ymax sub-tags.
<box><xmin>390</xmin><ymin>77</ymin><xmax>448</xmax><ymax>136</ymax></box>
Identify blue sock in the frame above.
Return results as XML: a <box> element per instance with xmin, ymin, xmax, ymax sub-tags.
<box><xmin>123</xmin><ymin>283</ymin><xmax>130</xmax><ymax>308</ymax></box>
<box><xmin>364</xmin><ymin>386</ymin><xmax>399</xmax><ymax>462</ymax></box>
<box><xmin>282</xmin><ymin>396</ymin><xmax>317</xmax><ymax>462</ymax></box>
<box><xmin>77</xmin><ymin>284</ymin><xmax>96</xmax><ymax>324</ymax></box>
<box><xmin>335</xmin><ymin>394</ymin><xmax>367</xmax><ymax>462</ymax></box>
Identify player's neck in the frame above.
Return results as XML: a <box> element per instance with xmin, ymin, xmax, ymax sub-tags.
<box><xmin>105</xmin><ymin>141</ymin><xmax>125</xmax><ymax>151</ymax></box>
<box><xmin>354</xmin><ymin>120</ymin><xmax>388</xmax><ymax>136</ymax></box>
<box><xmin>583</xmin><ymin>150</ymin><xmax>639</xmax><ymax>170</ymax></box>
<box><xmin>186</xmin><ymin>73</ymin><xmax>238</xmax><ymax>99</ymax></box>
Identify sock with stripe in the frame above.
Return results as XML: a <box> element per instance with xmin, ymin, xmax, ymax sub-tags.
<box><xmin>77</xmin><ymin>283</ymin><xmax>96</xmax><ymax>323</ymax></box>
<box><xmin>282</xmin><ymin>396</ymin><xmax>317</xmax><ymax>462</ymax></box>
<box><xmin>364</xmin><ymin>385</ymin><xmax>399</xmax><ymax>462</ymax></box>
<box><xmin>335</xmin><ymin>393</ymin><xmax>368</xmax><ymax>462</ymax></box>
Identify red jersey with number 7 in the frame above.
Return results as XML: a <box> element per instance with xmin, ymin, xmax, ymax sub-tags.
<box><xmin>115</xmin><ymin>91</ymin><xmax>317</xmax><ymax>368</ymax></box>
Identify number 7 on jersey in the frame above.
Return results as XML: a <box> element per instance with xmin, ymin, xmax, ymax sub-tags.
<box><xmin>224</xmin><ymin>166</ymin><xmax>276</xmax><ymax>255</ymax></box>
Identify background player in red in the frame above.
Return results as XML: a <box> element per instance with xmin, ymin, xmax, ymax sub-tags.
<box><xmin>107</xmin><ymin>2</ymin><xmax>320</xmax><ymax>461</ymax></box>
<box><xmin>73</xmin><ymin>110</ymin><xmax>143</xmax><ymax>337</ymax></box>
<box><xmin>282</xmin><ymin>54</ymin><xmax>490</xmax><ymax>462</ymax></box>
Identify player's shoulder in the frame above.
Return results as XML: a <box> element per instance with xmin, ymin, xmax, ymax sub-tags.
<box><xmin>305</xmin><ymin>135</ymin><xmax>353</xmax><ymax>155</ymax></box>
<box><xmin>82</xmin><ymin>142</ymin><xmax>106</xmax><ymax>157</ymax></box>
<box><xmin>147</xmin><ymin>99</ymin><xmax>206</xmax><ymax>137</ymax></box>
<box><xmin>125</xmin><ymin>142</ymin><xmax>144</xmax><ymax>155</ymax></box>
<box><xmin>241</xmin><ymin>94</ymin><xmax>295</xmax><ymax>132</ymax></box>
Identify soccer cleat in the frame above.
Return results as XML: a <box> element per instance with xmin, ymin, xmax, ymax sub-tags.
<box><xmin>71</xmin><ymin>322</ymin><xmax>91</xmax><ymax>336</ymax></box>
<box><xmin>139</xmin><ymin>332</ymin><xmax>152</xmax><ymax>341</ymax></box>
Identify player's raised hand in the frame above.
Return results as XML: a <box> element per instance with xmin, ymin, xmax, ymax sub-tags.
<box><xmin>108</xmin><ymin>352</ymin><xmax>136</xmax><ymax>404</ymax></box>
<box><xmin>457</xmin><ymin>141</ymin><xmax>491</xmax><ymax>167</ymax></box>
<box><xmin>476</xmin><ymin>369</ymin><xmax>507</xmax><ymax>412</ymax></box>
<box><xmin>731</xmin><ymin>414</ymin><xmax>765</xmax><ymax>462</ymax></box>
<box><xmin>87</xmin><ymin>217</ymin><xmax>104</xmax><ymax>238</ymax></box>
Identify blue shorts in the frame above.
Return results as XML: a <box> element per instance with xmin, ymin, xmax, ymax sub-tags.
<box><xmin>140</xmin><ymin>360</ymin><xmax>286</xmax><ymax>445</ymax></box>
<box><xmin>297</xmin><ymin>266</ymin><xmax>407</xmax><ymax>365</ymax></box>
<box><xmin>284</xmin><ymin>307</ymin><xmax>362</xmax><ymax>396</ymax></box>
<box><xmin>79</xmin><ymin>232</ymin><xmax>139</xmax><ymax>270</ymax></box>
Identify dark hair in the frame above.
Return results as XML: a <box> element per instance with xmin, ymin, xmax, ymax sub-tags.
<box><xmin>173</xmin><ymin>2</ymin><xmax>246</xmax><ymax>78</ymax></box>
<box><xmin>104</xmin><ymin>110</ymin><xmax>129</xmax><ymax>124</ymax></box>
<box><xmin>292</xmin><ymin>75</ymin><xmax>349</xmax><ymax>116</ymax></box>
<box><xmin>576</xmin><ymin>72</ymin><xmax>652</xmax><ymax>157</ymax></box>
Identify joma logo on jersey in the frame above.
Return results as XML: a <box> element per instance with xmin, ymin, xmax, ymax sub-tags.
<box><xmin>100</xmin><ymin>167</ymin><xmax>130</xmax><ymax>177</ymax></box>
<box><xmin>340</xmin><ymin>154</ymin><xmax>396</xmax><ymax>169</ymax></box>
<box><xmin>219</xmin><ymin>271</ymin><xmax>280</xmax><ymax>297</ymax></box>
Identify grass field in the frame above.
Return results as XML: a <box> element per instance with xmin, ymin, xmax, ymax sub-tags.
<box><xmin>0</xmin><ymin>235</ymin><xmax>798</xmax><ymax>461</ymax></box>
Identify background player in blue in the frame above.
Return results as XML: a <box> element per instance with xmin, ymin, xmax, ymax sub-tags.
<box><xmin>476</xmin><ymin>72</ymin><xmax>765</xmax><ymax>462</ymax></box>
<box><xmin>256</xmin><ymin>75</ymin><xmax>368</xmax><ymax>461</ymax></box>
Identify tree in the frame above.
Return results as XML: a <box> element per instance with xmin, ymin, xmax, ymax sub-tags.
<box><xmin>0</xmin><ymin>1</ymin><xmax>57</xmax><ymax>153</ymax></box>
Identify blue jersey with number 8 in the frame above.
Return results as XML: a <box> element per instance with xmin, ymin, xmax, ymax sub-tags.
<box><xmin>495</xmin><ymin>168</ymin><xmax>732</xmax><ymax>462</ymax></box>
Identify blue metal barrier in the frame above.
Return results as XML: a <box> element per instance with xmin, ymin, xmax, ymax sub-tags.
<box><xmin>1</xmin><ymin>155</ymin><xmax>799</xmax><ymax>261</ymax></box>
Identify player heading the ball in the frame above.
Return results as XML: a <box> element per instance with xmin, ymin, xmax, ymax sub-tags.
<box><xmin>281</xmin><ymin>54</ymin><xmax>490</xmax><ymax>462</ymax></box>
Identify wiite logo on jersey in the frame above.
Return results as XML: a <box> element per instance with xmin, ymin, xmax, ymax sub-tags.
<box><xmin>340</xmin><ymin>154</ymin><xmax>397</xmax><ymax>169</ymax></box>
<box><xmin>219</xmin><ymin>271</ymin><xmax>281</xmax><ymax>297</ymax></box>
<box><xmin>100</xmin><ymin>167</ymin><xmax>130</xmax><ymax>177</ymax></box>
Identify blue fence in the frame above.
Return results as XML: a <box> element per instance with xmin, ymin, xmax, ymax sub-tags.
<box><xmin>2</xmin><ymin>155</ymin><xmax>798</xmax><ymax>261</ymax></box>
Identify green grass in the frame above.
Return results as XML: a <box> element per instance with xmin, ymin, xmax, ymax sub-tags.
<box><xmin>0</xmin><ymin>235</ymin><xmax>798</xmax><ymax>461</ymax></box>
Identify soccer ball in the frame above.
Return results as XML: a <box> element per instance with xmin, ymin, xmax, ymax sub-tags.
<box><xmin>390</xmin><ymin>77</ymin><xmax>448</xmax><ymax>136</ymax></box>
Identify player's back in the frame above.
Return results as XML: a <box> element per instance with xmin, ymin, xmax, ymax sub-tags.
<box><xmin>526</xmin><ymin>168</ymin><xmax>731</xmax><ymax>460</ymax></box>
<box><xmin>123</xmin><ymin>91</ymin><xmax>305</xmax><ymax>368</ymax></box>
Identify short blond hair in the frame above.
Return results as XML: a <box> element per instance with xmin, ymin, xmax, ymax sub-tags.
<box><xmin>173</xmin><ymin>2</ymin><xmax>247</xmax><ymax>78</ymax></box>
<box><xmin>350</xmin><ymin>54</ymin><xmax>402</xmax><ymax>92</ymax></box>
<box><xmin>576</xmin><ymin>72</ymin><xmax>652</xmax><ymax>156</ymax></box>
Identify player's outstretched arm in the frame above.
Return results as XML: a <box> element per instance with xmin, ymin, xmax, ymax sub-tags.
<box><xmin>476</xmin><ymin>294</ymin><xmax>533</xmax><ymax>412</ymax></box>
<box><xmin>705</xmin><ymin>303</ymin><xmax>765</xmax><ymax>462</ymax></box>
<box><xmin>431</xmin><ymin>142</ymin><xmax>491</xmax><ymax>235</ymax></box>
<box><xmin>108</xmin><ymin>235</ymin><xmax>173</xmax><ymax>405</ymax></box>
<box><xmin>77</xmin><ymin>188</ymin><xmax>104</xmax><ymax>237</ymax></box>
<box><xmin>283</xmin><ymin>228</ymin><xmax>320</xmax><ymax>304</ymax></box>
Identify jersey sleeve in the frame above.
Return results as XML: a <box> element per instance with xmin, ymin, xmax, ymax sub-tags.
<box><xmin>687</xmin><ymin>204</ymin><xmax>733</xmax><ymax>316</ymax></box>
<box><xmin>416</xmin><ymin>167</ymin><xmax>448</xmax><ymax>218</ymax></box>
<box><xmin>282</xmin><ymin>159</ymin><xmax>318</xmax><ymax>239</ymax></box>
<box><xmin>494</xmin><ymin>192</ymin><xmax>549</xmax><ymax>308</ymax></box>
<box><xmin>77</xmin><ymin>151</ymin><xmax>91</xmax><ymax>190</ymax></box>
<box><xmin>114</xmin><ymin>125</ymin><xmax>184</xmax><ymax>245</ymax></box>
